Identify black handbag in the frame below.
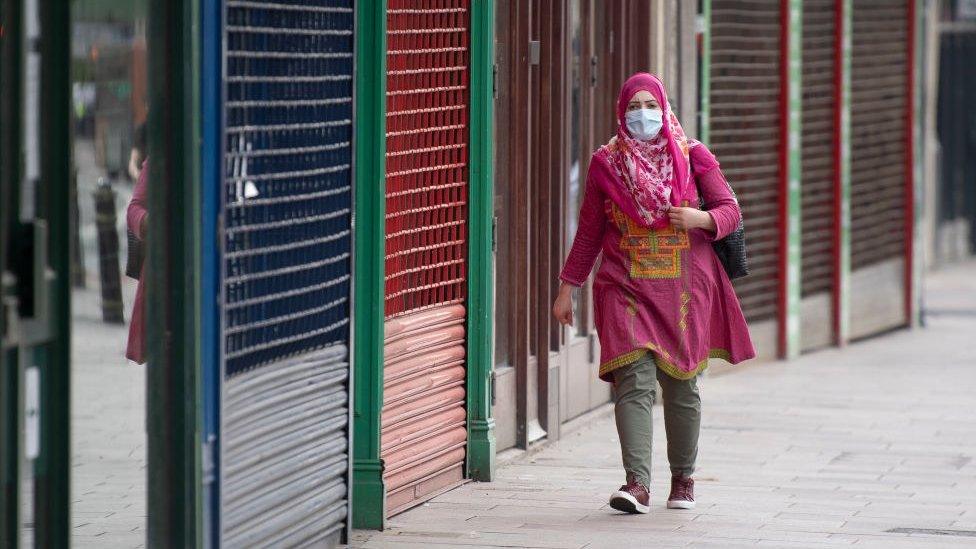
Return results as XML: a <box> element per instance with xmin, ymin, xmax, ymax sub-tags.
<box><xmin>125</xmin><ymin>228</ymin><xmax>144</xmax><ymax>280</ymax></box>
<box><xmin>692</xmin><ymin>157</ymin><xmax>749</xmax><ymax>280</ymax></box>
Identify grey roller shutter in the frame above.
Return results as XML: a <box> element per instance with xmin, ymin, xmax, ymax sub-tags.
<box><xmin>851</xmin><ymin>0</ymin><xmax>908</xmax><ymax>270</ymax></box>
<box><xmin>710</xmin><ymin>0</ymin><xmax>783</xmax><ymax>323</ymax></box>
<box><xmin>849</xmin><ymin>0</ymin><xmax>909</xmax><ymax>337</ymax></box>
<box><xmin>800</xmin><ymin>0</ymin><xmax>836</xmax><ymax>299</ymax></box>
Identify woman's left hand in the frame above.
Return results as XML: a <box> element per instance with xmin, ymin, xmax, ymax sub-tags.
<box><xmin>668</xmin><ymin>207</ymin><xmax>714</xmax><ymax>232</ymax></box>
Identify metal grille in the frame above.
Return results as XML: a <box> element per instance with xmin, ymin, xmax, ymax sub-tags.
<box><xmin>223</xmin><ymin>0</ymin><xmax>354</xmax><ymax>375</ymax></box>
<box><xmin>850</xmin><ymin>0</ymin><xmax>907</xmax><ymax>270</ymax></box>
<box><xmin>800</xmin><ymin>0</ymin><xmax>836</xmax><ymax>297</ymax></box>
<box><xmin>385</xmin><ymin>0</ymin><xmax>470</xmax><ymax>318</ymax></box>
<box><xmin>221</xmin><ymin>2</ymin><xmax>353</xmax><ymax>546</ymax></box>
<box><xmin>709</xmin><ymin>0</ymin><xmax>781</xmax><ymax>322</ymax></box>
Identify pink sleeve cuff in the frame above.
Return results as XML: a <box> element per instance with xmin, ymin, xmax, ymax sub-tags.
<box><xmin>703</xmin><ymin>210</ymin><xmax>721</xmax><ymax>242</ymax></box>
<box><xmin>559</xmin><ymin>273</ymin><xmax>585</xmax><ymax>287</ymax></box>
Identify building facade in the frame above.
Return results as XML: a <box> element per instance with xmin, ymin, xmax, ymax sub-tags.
<box><xmin>0</xmin><ymin>0</ymin><xmax>949</xmax><ymax>547</ymax></box>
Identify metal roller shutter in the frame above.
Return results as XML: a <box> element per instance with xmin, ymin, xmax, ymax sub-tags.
<box><xmin>850</xmin><ymin>0</ymin><xmax>907</xmax><ymax>270</ymax></box>
<box><xmin>220</xmin><ymin>1</ymin><xmax>353</xmax><ymax>545</ymax></box>
<box><xmin>800</xmin><ymin>0</ymin><xmax>836</xmax><ymax>298</ymax></box>
<box><xmin>709</xmin><ymin>0</ymin><xmax>782</xmax><ymax>322</ymax></box>
<box><xmin>383</xmin><ymin>0</ymin><xmax>470</xmax><ymax>515</ymax></box>
<box><xmin>382</xmin><ymin>305</ymin><xmax>467</xmax><ymax>514</ymax></box>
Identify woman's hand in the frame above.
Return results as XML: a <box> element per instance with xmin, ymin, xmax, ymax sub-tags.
<box><xmin>552</xmin><ymin>282</ymin><xmax>575</xmax><ymax>326</ymax></box>
<box><xmin>667</xmin><ymin>207</ymin><xmax>715</xmax><ymax>232</ymax></box>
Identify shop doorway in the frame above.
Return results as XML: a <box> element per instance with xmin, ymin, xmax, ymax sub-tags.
<box><xmin>492</xmin><ymin>0</ymin><xmax>653</xmax><ymax>451</ymax></box>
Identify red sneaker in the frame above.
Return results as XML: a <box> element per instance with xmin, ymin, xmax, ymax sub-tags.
<box><xmin>609</xmin><ymin>479</ymin><xmax>650</xmax><ymax>514</ymax></box>
<box><xmin>667</xmin><ymin>475</ymin><xmax>695</xmax><ymax>509</ymax></box>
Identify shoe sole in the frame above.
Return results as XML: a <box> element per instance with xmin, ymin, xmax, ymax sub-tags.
<box><xmin>609</xmin><ymin>491</ymin><xmax>650</xmax><ymax>514</ymax></box>
<box><xmin>666</xmin><ymin>499</ymin><xmax>695</xmax><ymax>510</ymax></box>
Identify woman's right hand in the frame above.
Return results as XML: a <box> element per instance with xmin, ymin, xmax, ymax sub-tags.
<box><xmin>552</xmin><ymin>283</ymin><xmax>575</xmax><ymax>326</ymax></box>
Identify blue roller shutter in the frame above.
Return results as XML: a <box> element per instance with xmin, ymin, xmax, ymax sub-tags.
<box><xmin>219</xmin><ymin>1</ymin><xmax>354</xmax><ymax>546</ymax></box>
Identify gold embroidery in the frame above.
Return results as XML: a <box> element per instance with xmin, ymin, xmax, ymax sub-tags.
<box><xmin>626</xmin><ymin>294</ymin><xmax>639</xmax><ymax>345</ymax></box>
<box><xmin>678</xmin><ymin>291</ymin><xmax>691</xmax><ymax>332</ymax></box>
<box><xmin>610</xmin><ymin>204</ymin><xmax>690</xmax><ymax>279</ymax></box>
<box><xmin>599</xmin><ymin>347</ymin><xmax>733</xmax><ymax>381</ymax></box>
<box><xmin>625</xmin><ymin>294</ymin><xmax>637</xmax><ymax>316</ymax></box>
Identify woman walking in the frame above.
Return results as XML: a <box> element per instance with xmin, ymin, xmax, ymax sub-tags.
<box><xmin>552</xmin><ymin>73</ymin><xmax>755</xmax><ymax>514</ymax></box>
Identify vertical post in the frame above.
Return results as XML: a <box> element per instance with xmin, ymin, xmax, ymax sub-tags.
<box><xmin>199</xmin><ymin>0</ymin><xmax>222</xmax><ymax>544</ymax></box>
<box><xmin>698</xmin><ymin>0</ymin><xmax>711</xmax><ymax>145</ymax></box>
<box><xmin>648</xmin><ymin>0</ymin><xmax>667</xmax><ymax>78</ymax></box>
<box><xmin>778</xmin><ymin>0</ymin><xmax>802</xmax><ymax>360</ymax></box>
<box><xmin>70</xmin><ymin>168</ymin><xmax>86</xmax><ymax>287</ymax></box>
<box><xmin>352</xmin><ymin>0</ymin><xmax>387</xmax><ymax>530</ymax></box>
<box><xmin>467</xmin><ymin>0</ymin><xmax>497</xmax><ymax>482</ymax></box>
<box><xmin>905</xmin><ymin>0</ymin><xmax>920</xmax><ymax>326</ymax></box>
<box><xmin>511</xmin><ymin>0</ymin><xmax>531</xmax><ymax>451</ymax></box>
<box><xmin>93</xmin><ymin>180</ymin><xmax>124</xmax><ymax>324</ymax></box>
<box><xmin>0</xmin><ymin>350</ymin><xmax>19</xmax><ymax>549</ymax></box>
<box><xmin>833</xmin><ymin>0</ymin><xmax>852</xmax><ymax>345</ymax></box>
<box><xmin>34</xmin><ymin>1</ymin><xmax>72</xmax><ymax>546</ymax></box>
<box><xmin>0</xmin><ymin>0</ymin><xmax>24</xmax><ymax>541</ymax></box>
<box><xmin>146</xmin><ymin>0</ymin><xmax>202</xmax><ymax>546</ymax></box>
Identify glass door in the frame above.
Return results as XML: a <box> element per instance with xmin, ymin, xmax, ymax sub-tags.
<box><xmin>559</xmin><ymin>0</ymin><xmax>609</xmax><ymax>423</ymax></box>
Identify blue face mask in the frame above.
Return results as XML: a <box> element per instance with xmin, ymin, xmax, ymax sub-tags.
<box><xmin>625</xmin><ymin>108</ymin><xmax>664</xmax><ymax>141</ymax></box>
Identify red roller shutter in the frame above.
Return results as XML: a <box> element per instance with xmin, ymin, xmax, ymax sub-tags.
<box><xmin>850</xmin><ymin>0</ymin><xmax>907</xmax><ymax>270</ymax></box>
<box><xmin>800</xmin><ymin>0</ymin><xmax>836</xmax><ymax>299</ymax></box>
<box><xmin>382</xmin><ymin>0</ymin><xmax>470</xmax><ymax>516</ymax></box>
<box><xmin>710</xmin><ymin>0</ymin><xmax>782</xmax><ymax>323</ymax></box>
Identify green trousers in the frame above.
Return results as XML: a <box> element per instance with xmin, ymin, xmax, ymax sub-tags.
<box><xmin>611</xmin><ymin>351</ymin><xmax>701</xmax><ymax>488</ymax></box>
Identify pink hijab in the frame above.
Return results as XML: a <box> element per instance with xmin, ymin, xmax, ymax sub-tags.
<box><xmin>596</xmin><ymin>72</ymin><xmax>694</xmax><ymax>229</ymax></box>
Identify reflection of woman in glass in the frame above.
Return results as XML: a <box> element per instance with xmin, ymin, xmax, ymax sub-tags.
<box><xmin>552</xmin><ymin>73</ymin><xmax>755</xmax><ymax>514</ymax></box>
<box><xmin>125</xmin><ymin>158</ymin><xmax>147</xmax><ymax>364</ymax></box>
<box><xmin>128</xmin><ymin>122</ymin><xmax>146</xmax><ymax>182</ymax></box>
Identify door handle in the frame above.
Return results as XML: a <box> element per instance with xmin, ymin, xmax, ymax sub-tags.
<box><xmin>2</xmin><ymin>272</ymin><xmax>20</xmax><ymax>349</ymax></box>
<box><xmin>15</xmin><ymin>220</ymin><xmax>54</xmax><ymax>345</ymax></box>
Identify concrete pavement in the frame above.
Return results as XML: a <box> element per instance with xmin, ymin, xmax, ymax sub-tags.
<box><xmin>349</xmin><ymin>260</ymin><xmax>976</xmax><ymax>548</ymax></box>
<box><xmin>66</xmin><ymin>135</ymin><xmax>146</xmax><ymax>547</ymax></box>
<box><xmin>71</xmin><ymin>281</ymin><xmax>146</xmax><ymax>548</ymax></box>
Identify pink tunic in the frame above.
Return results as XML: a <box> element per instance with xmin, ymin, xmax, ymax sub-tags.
<box><xmin>559</xmin><ymin>142</ymin><xmax>756</xmax><ymax>381</ymax></box>
<box><xmin>126</xmin><ymin>161</ymin><xmax>148</xmax><ymax>364</ymax></box>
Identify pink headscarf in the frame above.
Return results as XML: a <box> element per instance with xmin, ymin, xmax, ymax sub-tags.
<box><xmin>598</xmin><ymin>72</ymin><xmax>694</xmax><ymax>229</ymax></box>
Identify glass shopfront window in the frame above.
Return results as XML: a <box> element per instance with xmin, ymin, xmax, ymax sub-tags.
<box><xmin>70</xmin><ymin>1</ymin><xmax>148</xmax><ymax>544</ymax></box>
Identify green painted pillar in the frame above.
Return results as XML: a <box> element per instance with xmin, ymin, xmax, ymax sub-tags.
<box><xmin>352</xmin><ymin>0</ymin><xmax>388</xmax><ymax>530</ymax></box>
<box><xmin>146</xmin><ymin>0</ymin><xmax>202</xmax><ymax>546</ymax></box>
<box><xmin>34</xmin><ymin>2</ymin><xmax>73</xmax><ymax>546</ymax></box>
<box><xmin>834</xmin><ymin>0</ymin><xmax>852</xmax><ymax>345</ymax></box>
<box><xmin>466</xmin><ymin>0</ymin><xmax>497</xmax><ymax>483</ymax></box>
<box><xmin>779</xmin><ymin>0</ymin><xmax>802</xmax><ymax>359</ymax></box>
<box><xmin>0</xmin><ymin>1</ymin><xmax>25</xmax><ymax>545</ymax></box>
<box><xmin>908</xmin><ymin>0</ymin><xmax>923</xmax><ymax>328</ymax></box>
